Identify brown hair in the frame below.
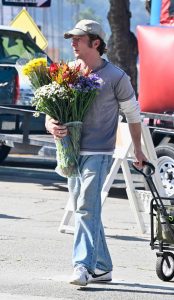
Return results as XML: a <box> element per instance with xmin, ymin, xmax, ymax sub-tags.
<box><xmin>87</xmin><ymin>34</ymin><xmax>107</xmax><ymax>56</ymax></box>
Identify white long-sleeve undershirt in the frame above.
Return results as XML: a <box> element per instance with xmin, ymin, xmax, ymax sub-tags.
<box><xmin>119</xmin><ymin>96</ymin><xmax>141</xmax><ymax>123</ymax></box>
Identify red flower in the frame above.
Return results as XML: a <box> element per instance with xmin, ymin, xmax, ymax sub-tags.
<box><xmin>49</xmin><ymin>63</ymin><xmax>59</xmax><ymax>74</ymax></box>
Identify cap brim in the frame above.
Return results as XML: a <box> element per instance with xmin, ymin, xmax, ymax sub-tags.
<box><xmin>64</xmin><ymin>29</ymin><xmax>86</xmax><ymax>39</ymax></box>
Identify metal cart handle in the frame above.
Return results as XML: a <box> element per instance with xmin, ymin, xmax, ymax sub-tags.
<box><xmin>132</xmin><ymin>161</ymin><xmax>155</xmax><ymax>178</ymax></box>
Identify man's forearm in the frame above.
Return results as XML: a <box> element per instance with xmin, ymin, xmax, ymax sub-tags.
<box><xmin>128</xmin><ymin>122</ymin><xmax>147</xmax><ymax>167</ymax></box>
<box><xmin>128</xmin><ymin>122</ymin><xmax>142</xmax><ymax>150</ymax></box>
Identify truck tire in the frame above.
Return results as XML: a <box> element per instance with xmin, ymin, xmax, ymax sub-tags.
<box><xmin>155</xmin><ymin>143</ymin><xmax>174</xmax><ymax>197</ymax></box>
<box><xmin>0</xmin><ymin>145</ymin><xmax>11</xmax><ymax>163</ymax></box>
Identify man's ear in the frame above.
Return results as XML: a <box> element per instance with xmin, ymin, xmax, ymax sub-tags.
<box><xmin>93</xmin><ymin>39</ymin><xmax>100</xmax><ymax>49</ymax></box>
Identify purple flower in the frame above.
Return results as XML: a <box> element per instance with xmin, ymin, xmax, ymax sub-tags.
<box><xmin>70</xmin><ymin>74</ymin><xmax>103</xmax><ymax>92</ymax></box>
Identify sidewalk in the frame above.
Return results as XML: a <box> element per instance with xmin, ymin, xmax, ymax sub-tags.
<box><xmin>0</xmin><ymin>171</ymin><xmax>174</xmax><ymax>299</ymax></box>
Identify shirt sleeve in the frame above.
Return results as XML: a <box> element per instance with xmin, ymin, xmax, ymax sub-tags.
<box><xmin>115</xmin><ymin>72</ymin><xmax>135</xmax><ymax>101</ymax></box>
<box><xmin>119</xmin><ymin>95</ymin><xmax>141</xmax><ymax>123</ymax></box>
<box><xmin>114</xmin><ymin>72</ymin><xmax>141</xmax><ymax>123</ymax></box>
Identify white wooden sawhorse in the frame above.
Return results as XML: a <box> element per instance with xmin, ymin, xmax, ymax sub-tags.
<box><xmin>58</xmin><ymin>123</ymin><xmax>165</xmax><ymax>234</ymax></box>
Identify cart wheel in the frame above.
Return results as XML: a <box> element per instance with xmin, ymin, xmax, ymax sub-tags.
<box><xmin>156</xmin><ymin>144</ymin><xmax>174</xmax><ymax>197</ymax></box>
<box><xmin>156</xmin><ymin>252</ymin><xmax>174</xmax><ymax>281</ymax></box>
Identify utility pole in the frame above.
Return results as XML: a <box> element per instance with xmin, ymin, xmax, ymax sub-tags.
<box><xmin>57</xmin><ymin>0</ymin><xmax>64</xmax><ymax>60</ymax></box>
<box><xmin>42</xmin><ymin>7</ymin><xmax>48</xmax><ymax>39</ymax></box>
<box><xmin>0</xmin><ymin>2</ymin><xmax>4</xmax><ymax>24</ymax></box>
<box><xmin>50</xmin><ymin>5</ymin><xmax>55</xmax><ymax>61</ymax></box>
<box><xmin>11</xmin><ymin>6</ymin><xmax>14</xmax><ymax>20</ymax></box>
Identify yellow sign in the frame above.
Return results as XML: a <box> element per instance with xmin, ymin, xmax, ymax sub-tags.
<box><xmin>10</xmin><ymin>8</ymin><xmax>48</xmax><ymax>50</ymax></box>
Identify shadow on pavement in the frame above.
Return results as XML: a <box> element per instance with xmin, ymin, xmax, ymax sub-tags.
<box><xmin>44</xmin><ymin>183</ymin><xmax>68</xmax><ymax>192</ymax></box>
<box><xmin>0</xmin><ymin>173</ymin><xmax>66</xmax><ymax>186</ymax></box>
<box><xmin>2</xmin><ymin>156</ymin><xmax>56</xmax><ymax>169</ymax></box>
<box><xmin>0</xmin><ymin>214</ymin><xmax>29</xmax><ymax>220</ymax></box>
<box><xmin>108</xmin><ymin>187</ymin><xmax>128</xmax><ymax>199</ymax></box>
<box><xmin>106</xmin><ymin>234</ymin><xmax>149</xmax><ymax>242</ymax></box>
<box><xmin>0</xmin><ymin>170</ymin><xmax>128</xmax><ymax>201</ymax></box>
<box><xmin>79</xmin><ymin>281</ymin><xmax>174</xmax><ymax>295</ymax></box>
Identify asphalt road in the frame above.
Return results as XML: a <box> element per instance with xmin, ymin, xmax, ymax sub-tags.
<box><xmin>0</xmin><ymin>154</ymin><xmax>174</xmax><ymax>300</ymax></box>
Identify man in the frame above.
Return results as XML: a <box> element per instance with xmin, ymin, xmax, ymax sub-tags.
<box><xmin>45</xmin><ymin>19</ymin><xmax>147</xmax><ymax>286</ymax></box>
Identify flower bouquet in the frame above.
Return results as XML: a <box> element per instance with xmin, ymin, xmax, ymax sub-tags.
<box><xmin>22</xmin><ymin>58</ymin><xmax>103</xmax><ymax>177</ymax></box>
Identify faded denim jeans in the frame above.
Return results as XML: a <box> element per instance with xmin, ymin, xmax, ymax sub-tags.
<box><xmin>68</xmin><ymin>154</ymin><xmax>113</xmax><ymax>274</ymax></box>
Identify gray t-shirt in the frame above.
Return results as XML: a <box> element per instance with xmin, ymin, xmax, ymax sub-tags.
<box><xmin>80</xmin><ymin>59</ymin><xmax>135</xmax><ymax>152</ymax></box>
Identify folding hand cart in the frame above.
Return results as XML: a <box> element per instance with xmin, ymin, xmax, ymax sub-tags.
<box><xmin>133</xmin><ymin>161</ymin><xmax>174</xmax><ymax>281</ymax></box>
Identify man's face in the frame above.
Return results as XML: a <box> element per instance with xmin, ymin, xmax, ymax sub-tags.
<box><xmin>71</xmin><ymin>35</ymin><xmax>93</xmax><ymax>59</ymax></box>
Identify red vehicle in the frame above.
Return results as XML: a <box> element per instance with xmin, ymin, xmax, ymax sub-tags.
<box><xmin>137</xmin><ymin>0</ymin><xmax>174</xmax><ymax>196</ymax></box>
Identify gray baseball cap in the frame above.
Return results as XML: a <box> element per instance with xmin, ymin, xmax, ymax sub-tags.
<box><xmin>64</xmin><ymin>19</ymin><xmax>105</xmax><ymax>41</ymax></box>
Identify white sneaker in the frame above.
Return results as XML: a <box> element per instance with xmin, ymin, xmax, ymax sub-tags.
<box><xmin>70</xmin><ymin>265</ymin><xmax>89</xmax><ymax>286</ymax></box>
<box><xmin>88</xmin><ymin>269</ymin><xmax>112</xmax><ymax>283</ymax></box>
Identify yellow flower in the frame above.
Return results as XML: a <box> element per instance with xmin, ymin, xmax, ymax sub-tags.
<box><xmin>56</xmin><ymin>73</ymin><xmax>63</xmax><ymax>84</ymax></box>
<box><xmin>22</xmin><ymin>57</ymin><xmax>47</xmax><ymax>76</ymax></box>
<box><xmin>22</xmin><ymin>64</ymin><xmax>31</xmax><ymax>76</ymax></box>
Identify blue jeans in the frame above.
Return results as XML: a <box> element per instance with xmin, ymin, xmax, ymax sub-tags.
<box><xmin>68</xmin><ymin>154</ymin><xmax>113</xmax><ymax>274</ymax></box>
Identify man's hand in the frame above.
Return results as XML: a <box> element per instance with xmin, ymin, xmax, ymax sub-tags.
<box><xmin>133</xmin><ymin>147</ymin><xmax>147</xmax><ymax>169</ymax></box>
<box><xmin>45</xmin><ymin>117</ymin><xmax>68</xmax><ymax>138</ymax></box>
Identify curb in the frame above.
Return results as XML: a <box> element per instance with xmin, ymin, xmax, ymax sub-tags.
<box><xmin>0</xmin><ymin>166</ymin><xmax>66</xmax><ymax>182</ymax></box>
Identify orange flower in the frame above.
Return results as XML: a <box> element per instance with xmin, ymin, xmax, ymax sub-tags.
<box><xmin>49</xmin><ymin>61</ymin><xmax>92</xmax><ymax>87</ymax></box>
<box><xmin>62</xmin><ymin>63</ymin><xmax>69</xmax><ymax>73</ymax></box>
